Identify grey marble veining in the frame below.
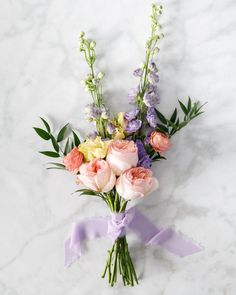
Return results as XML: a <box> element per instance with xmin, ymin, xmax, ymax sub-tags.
<box><xmin>0</xmin><ymin>0</ymin><xmax>236</xmax><ymax>294</ymax></box>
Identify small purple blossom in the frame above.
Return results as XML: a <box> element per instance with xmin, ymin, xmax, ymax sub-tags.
<box><xmin>143</xmin><ymin>85</ymin><xmax>160</xmax><ymax>107</ymax></box>
<box><xmin>146</xmin><ymin>107</ymin><xmax>158</xmax><ymax>128</ymax></box>
<box><xmin>125</xmin><ymin>119</ymin><xmax>142</xmax><ymax>133</ymax></box>
<box><xmin>107</xmin><ymin>122</ymin><xmax>116</xmax><ymax>135</ymax></box>
<box><xmin>84</xmin><ymin>103</ymin><xmax>101</xmax><ymax>120</ymax></box>
<box><xmin>149</xmin><ymin>72</ymin><xmax>159</xmax><ymax>84</ymax></box>
<box><xmin>101</xmin><ymin>106</ymin><xmax>110</xmax><ymax>119</ymax></box>
<box><xmin>124</xmin><ymin>108</ymin><xmax>140</xmax><ymax>121</ymax></box>
<box><xmin>133</xmin><ymin>68</ymin><xmax>143</xmax><ymax>77</ymax></box>
<box><xmin>136</xmin><ymin>139</ymin><xmax>152</xmax><ymax>168</ymax></box>
<box><xmin>87</xmin><ymin>131</ymin><xmax>98</xmax><ymax>139</ymax></box>
<box><xmin>150</xmin><ymin>62</ymin><xmax>158</xmax><ymax>73</ymax></box>
<box><xmin>128</xmin><ymin>87</ymin><xmax>139</xmax><ymax>104</ymax></box>
<box><xmin>139</xmin><ymin>155</ymin><xmax>152</xmax><ymax>168</ymax></box>
<box><xmin>144</xmin><ymin>128</ymin><xmax>155</xmax><ymax>144</ymax></box>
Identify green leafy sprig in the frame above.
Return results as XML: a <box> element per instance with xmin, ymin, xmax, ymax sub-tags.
<box><xmin>33</xmin><ymin>117</ymin><xmax>81</xmax><ymax>170</ymax></box>
<box><xmin>141</xmin><ymin>98</ymin><xmax>206</xmax><ymax>163</ymax></box>
<box><xmin>155</xmin><ymin>97</ymin><xmax>206</xmax><ymax>137</ymax></box>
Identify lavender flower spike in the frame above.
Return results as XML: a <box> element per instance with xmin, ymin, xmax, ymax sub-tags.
<box><xmin>107</xmin><ymin>123</ymin><xmax>116</xmax><ymax>135</ymax></box>
<box><xmin>136</xmin><ymin>139</ymin><xmax>152</xmax><ymax>168</ymax></box>
<box><xmin>149</xmin><ymin>72</ymin><xmax>159</xmax><ymax>84</ymax></box>
<box><xmin>143</xmin><ymin>85</ymin><xmax>160</xmax><ymax>107</ymax></box>
<box><xmin>125</xmin><ymin>119</ymin><xmax>142</xmax><ymax>134</ymax></box>
<box><xmin>150</xmin><ymin>62</ymin><xmax>158</xmax><ymax>73</ymax></box>
<box><xmin>133</xmin><ymin>68</ymin><xmax>143</xmax><ymax>77</ymax></box>
<box><xmin>124</xmin><ymin>108</ymin><xmax>140</xmax><ymax>121</ymax></box>
<box><xmin>84</xmin><ymin>103</ymin><xmax>101</xmax><ymax>120</ymax></box>
<box><xmin>128</xmin><ymin>87</ymin><xmax>139</xmax><ymax>104</ymax></box>
<box><xmin>146</xmin><ymin>107</ymin><xmax>158</xmax><ymax>128</ymax></box>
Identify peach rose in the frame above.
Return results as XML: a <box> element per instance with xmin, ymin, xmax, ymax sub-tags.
<box><xmin>63</xmin><ymin>148</ymin><xmax>84</xmax><ymax>173</ymax></box>
<box><xmin>77</xmin><ymin>159</ymin><xmax>116</xmax><ymax>192</ymax></box>
<box><xmin>150</xmin><ymin>131</ymin><xmax>171</xmax><ymax>153</ymax></box>
<box><xmin>116</xmin><ymin>167</ymin><xmax>159</xmax><ymax>200</ymax></box>
<box><xmin>106</xmin><ymin>140</ymin><xmax>138</xmax><ymax>176</ymax></box>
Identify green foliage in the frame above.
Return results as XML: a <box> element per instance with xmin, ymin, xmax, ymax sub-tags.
<box><xmin>40</xmin><ymin>117</ymin><xmax>50</xmax><ymax>133</ymax></box>
<box><xmin>50</xmin><ymin>135</ymin><xmax>60</xmax><ymax>152</ymax></box>
<box><xmin>39</xmin><ymin>151</ymin><xmax>60</xmax><ymax>158</ymax></box>
<box><xmin>73</xmin><ymin>189</ymin><xmax>101</xmax><ymax>197</ymax></box>
<box><xmin>46</xmin><ymin>162</ymin><xmax>66</xmax><ymax>170</ymax></box>
<box><xmin>154</xmin><ymin>97</ymin><xmax>206</xmax><ymax>137</ymax></box>
<box><xmin>57</xmin><ymin>123</ymin><xmax>69</xmax><ymax>142</ymax></box>
<box><xmin>63</xmin><ymin>138</ymin><xmax>70</xmax><ymax>155</ymax></box>
<box><xmin>33</xmin><ymin>128</ymin><xmax>50</xmax><ymax>140</ymax></box>
<box><xmin>34</xmin><ymin>117</ymin><xmax>82</xmax><ymax>169</ymax></box>
<box><xmin>72</xmin><ymin>130</ymin><xmax>80</xmax><ymax>146</ymax></box>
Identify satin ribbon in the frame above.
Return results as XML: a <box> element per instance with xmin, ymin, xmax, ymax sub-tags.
<box><xmin>65</xmin><ymin>207</ymin><xmax>203</xmax><ymax>267</ymax></box>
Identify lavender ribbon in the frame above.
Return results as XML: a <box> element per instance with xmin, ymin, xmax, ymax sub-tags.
<box><xmin>65</xmin><ymin>207</ymin><xmax>203</xmax><ymax>267</ymax></box>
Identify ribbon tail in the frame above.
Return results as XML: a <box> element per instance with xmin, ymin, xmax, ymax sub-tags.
<box><xmin>147</xmin><ymin>228</ymin><xmax>203</xmax><ymax>257</ymax></box>
<box><xmin>128</xmin><ymin>208</ymin><xmax>203</xmax><ymax>257</ymax></box>
<box><xmin>64</xmin><ymin>216</ymin><xmax>109</xmax><ymax>267</ymax></box>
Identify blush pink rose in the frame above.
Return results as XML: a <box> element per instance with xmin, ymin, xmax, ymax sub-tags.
<box><xmin>63</xmin><ymin>148</ymin><xmax>84</xmax><ymax>173</ymax></box>
<box><xmin>116</xmin><ymin>167</ymin><xmax>159</xmax><ymax>200</ymax></box>
<box><xmin>150</xmin><ymin>131</ymin><xmax>171</xmax><ymax>153</ymax></box>
<box><xmin>106</xmin><ymin>140</ymin><xmax>138</xmax><ymax>176</ymax></box>
<box><xmin>77</xmin><ymin>159</ymin><xmax>116</xmax><ymax>192</ymax></box>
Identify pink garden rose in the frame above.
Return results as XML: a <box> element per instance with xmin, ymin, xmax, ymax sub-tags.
<box><xmin>106</xmin><ymin>140</ymin><xmax>138</xmax><ymax>176</ymax></box>
<box><xmin>77</xmin><ymin>159</ymin><xmax>116</xmax><ymax>192</ymax></box>
<box><xmin>63</xmin><ymin>148</ymin><xmax>84</xmax><ymax>173</ymax></box>
<box><xmin>150</xmin><ymin>131</ymin><xmax>171</xmax><ymax>153</ymax></box>
<box><xmin>116</xmin><ymin>167</ymin><xmax>159</xmax><ymax>200</ymax></box>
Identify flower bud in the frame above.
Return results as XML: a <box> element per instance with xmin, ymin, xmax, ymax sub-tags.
<box><xmin>97</xmin><ymin>72</ymin><xmax>104</xmax><ymax>80</ymax></box>
<box><xmin>90</xmin><ymin>41</ymin><xmax>96</xmax><ymax>49</ymax></box>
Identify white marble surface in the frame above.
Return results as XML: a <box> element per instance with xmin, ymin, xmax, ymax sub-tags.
<box><xmin>1</xmin><ymin>0</ymin><xmax>236</xmax><ymax>294</ymax></box>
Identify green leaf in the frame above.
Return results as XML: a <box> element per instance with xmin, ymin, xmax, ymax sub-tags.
<box><xmin>50</xmin><ymin>135</ymin><xmax>60</xmax><ymax>152</ymax></box>
<box><xmin>46</xmin><ymin>167</ymin><xmax>65</xmax><ymax>170</ymax></box>
<box><xmin>189</xmin><ymin>103</ymin><xmax>198</xmax><ymax>117</ymax></box>
<box><xmin>155</xmin><ymin>109</ymin><xmax>167</xmax><ymax>124</ymax></box>
<box><xmin>40</xmin><ymin>117</ymin><xmax>50</xmax><ymax>133</ymax></box>
<box><xmin>47</xmin><ymin>162</ymin><xmax>65</xmax><ymax>168</ymax></box>
<box><xmin>178</xmin><ymin>121</ymin><xmax>189</xmax><ymax>129</ymax></box>
<box><xmin>156</xmin><ymin>124</ymin><xmax>169</xmax><ymax>133</ymax></box>
<box><xmin>187</xmin><ymin>97</ymin><xmax>192</xmax><ymax>112</ymax></box>
<box><xmin>73</xmin><ymin>189</ymin><xmax>99</xmax><ymax>197</ymax></box>
<box><xmin>178</xmin><ymin>100</ymin><xmax>188</xmax><ymax>115</ymax></box>
<box><xmin>72</xmin><ymin>130</ymin><xmax>80</xmax><ymax>146</ymax></box>
<box><xmin>39</xmin><ymin>151</ymin><xmax>60</xmax><ymax>158</ymax></box>
<box><xmin>64</xmin><ymin>138</ymin><xmax>70</xmax><ymax>155</ymax></box>
<box><xmin>192</xmin><ymin>111</ymin><xmax>204</xmax><ymax>118</ymax></box>
<box><xmin>170</xmin><ymin>108</ymin><xmax>177</xmax><ymax>123</ymax></box>
<box><xmin>57</xmin><ymin>123</ymin><xmax>69</xmax><ymax>142</ymax></box>
<box><xmin>33</xmin><ymin>128</ymin><xmax>51</xmax><ymax>140</ymax></box>
<box><xmin>170</xmin><ymin>127</ymin><xmax>177</xmax><ymax>136</ymax></box>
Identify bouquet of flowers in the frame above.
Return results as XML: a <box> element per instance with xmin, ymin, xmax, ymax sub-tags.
<box><xmin>34</xmin><ymin>4</ymin><xmax>204</xmax><ymax>287</ymax></box>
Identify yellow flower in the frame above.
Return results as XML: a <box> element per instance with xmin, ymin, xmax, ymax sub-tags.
<box><xmin>113</xmin><ymin>128</ymin><xmax>126</xmax><ymax>140</ymax></box>
<box><xmin>117</xmin><ymin>112</ymin><xmax>127</xmax><ymax>129</ymax></box>
<box><xmin>79</xmin><ymin>136</ymin><xmax>109</xmax><ymax>162</ymax></box>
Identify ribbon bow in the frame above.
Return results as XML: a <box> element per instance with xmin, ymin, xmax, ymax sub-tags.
<box><xmin>65</xmin><ymin>207</ymin><xmax>202</xmax><ymax>267</ymax></box>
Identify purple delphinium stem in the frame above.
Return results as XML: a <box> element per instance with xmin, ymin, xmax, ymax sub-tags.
<box><xmin>136</xmin><ymin>139</ymin><xmax>152</xmax><ymax>168</ymax></box>
<box><xmin>124</xmin><ymin>109</ymin><xmax>140</xmax><ymax>121</ymax></box>
<box><xmin>146</xmin><ymin>107</ymin><xmax>158</xmax><ymax>128</ymax></box>
<box><xmin>125</xmin><ymin>119</ymin><xmax>142</xmax><ymax>134</ymax></box>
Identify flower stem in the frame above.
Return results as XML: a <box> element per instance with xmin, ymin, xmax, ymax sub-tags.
<box><xmin>102</xmin><ymin>193</ymin><xmax>138</xmax><ymax>287</ymax></box>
